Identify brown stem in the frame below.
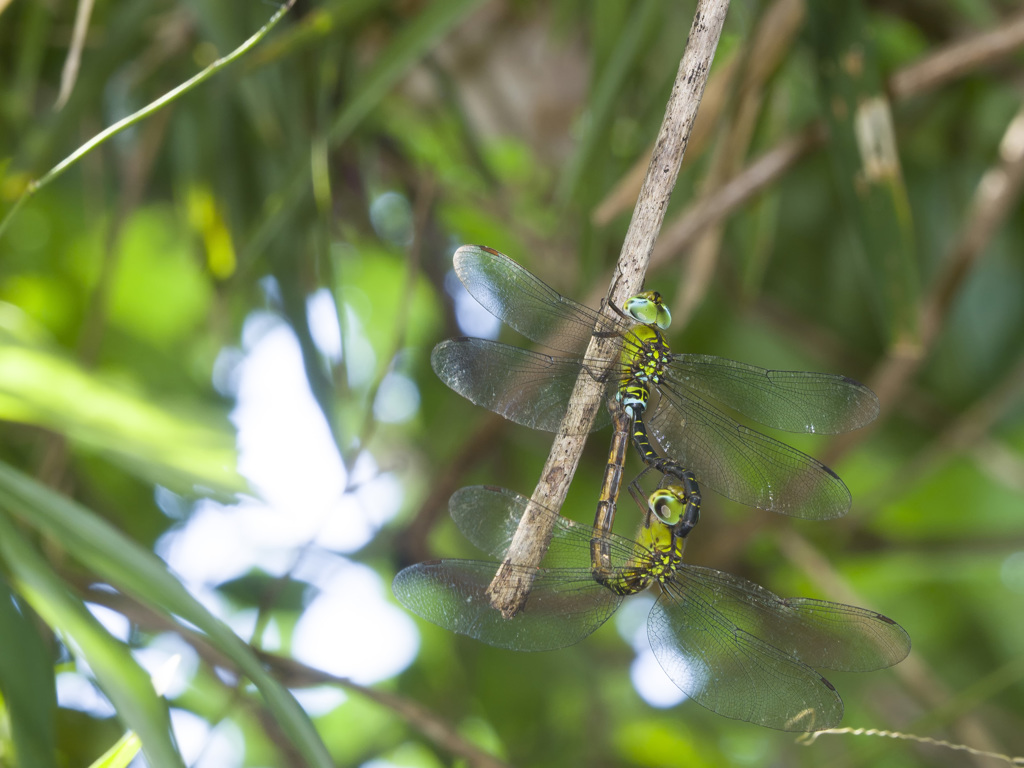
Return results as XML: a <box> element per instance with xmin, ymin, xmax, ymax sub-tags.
<box><xmin>484</xmin><ymin>0</ymin><xmax>732</xmax><ymax>617</ymax></box>
<box><xmin>870</xmin><ymin>104</ymin><xmax>1024</xmax><ymax>412</ymax></box>
<box><xmin>623</xmin><ymin>7</ymin><xmax>1024</xmax><ymax>263</ymax></box>
<box><xmin>889</xmin><ymin>10</ymin><xmax>1024</xmax><ymax>100</ymax></box>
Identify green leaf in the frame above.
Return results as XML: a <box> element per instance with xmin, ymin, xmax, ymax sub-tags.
<box><xmin>0</xmin><ymin>513</ymin><xmax>183</xmax><ymax>768</ymax></box>
<box><xmin>87</xmin><ymin>732</ymin><xmax>142</xmax><ymax>768</ymax></box>
<box><xmin>0</xmin><ymin>576</ymin><xmax>57</xmax><ymax>768</ymax></box>
<box><xmin>0</xmin><ymin>461</ymin><xmax>334</xmax><ymax>768</ymax></box>
<box><xmin>0</xmin><ymin>342</ymin><xmax>243</xmax><ymax>496</ymax></box>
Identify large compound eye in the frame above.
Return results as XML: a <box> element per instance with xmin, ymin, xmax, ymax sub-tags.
<box><xmin>624</xmin><ymin>291</ymin><xmax>672</xmax><ymax>330</ymax></box>
<box><xmin>648</xmin><ymin>487</ymin><xmax>685</xmax><ymax>526</ymax></box>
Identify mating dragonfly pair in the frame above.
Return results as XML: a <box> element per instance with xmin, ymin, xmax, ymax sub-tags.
<box><xmin>393</xmin><ymin>245</ymin><xmax>909</xmax><ymax>731</ymax></box>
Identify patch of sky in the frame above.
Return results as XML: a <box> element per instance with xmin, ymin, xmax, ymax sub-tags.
<box><xmin>445</xmin><ymin>269</ymin><xmax>501</xmax><ymax>339</ymax></box>
<box><xmin>613</xmin><ymin>593</ymin><xmax>687</xmax><ymax>708</ymax></box>
<box><xmin>154</xmin><ymin>299</ymin><xmax>419</xmax><ymax>720</ymax></box>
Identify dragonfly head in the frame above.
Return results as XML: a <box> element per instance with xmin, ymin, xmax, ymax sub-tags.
<box><xmin>649</xmin><ymin>481</ymin><xmax>700</xmax><ymax>539</ymax></box>
<box><xmin>624</xmin><ymin>291</ymin><xmax>671</xmax><ymax>330</ymax></box>
<box><xmin>648</xmin><ymin>487</ymin><xmax>687</xmax><ymax>527</ymax></box>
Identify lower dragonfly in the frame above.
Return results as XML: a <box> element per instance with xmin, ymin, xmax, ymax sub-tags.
<box><xmin>392</xmin><ymin>486</ymin><xmax>909</xmax><ymax>730</ymax></box>
<box><xmin>394</xmin><ymin>405</ymin><xmax>910</xmax><ymax>730</ymax></box>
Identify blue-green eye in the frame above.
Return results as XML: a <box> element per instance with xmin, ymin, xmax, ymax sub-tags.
<box><xmin>624</xmin><ymin>291</ymin><xmax>671</xmax><ymax>329</ymax></box>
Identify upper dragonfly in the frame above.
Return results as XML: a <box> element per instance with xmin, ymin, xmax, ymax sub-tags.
<box><xmin>432</xmin><ymin>245</ymin><xmax>879</xmax><ymax>520</ymax></box>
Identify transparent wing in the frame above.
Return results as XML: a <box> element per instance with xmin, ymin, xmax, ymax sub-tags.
<box><xmin>667</xmin><ymin>355</ymin><xmax>880</xmax><ymax>433</ymax></box>
<box><xmin>392</xmin><ymin>560</ymin><xmax>622</xmax><ymax>651</ymax></box>
<box><xmin>647</xmin><ymin>385</ymin><xmax>852</xmax><ymax>518</ymax></box>
<box><xmin>449</xmin><ymin>486</ymin><xmax>649</xmax><ymax>570</ymax></box>
<box><xmin>647</xmin><ymin>566</ymin><xmax>909</xmax><ymax>731</ymax></box>
<box><xmin>454</xmin><ymin>245</ymin><xmax>629</xmax><ymax>354</ymax></box>
<box><xmin>431</xmin><ymin>338</ymin><xmax>616</xmax><ymax>434</ymax></box>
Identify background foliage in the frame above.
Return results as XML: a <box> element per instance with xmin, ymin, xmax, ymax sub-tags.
<box><xmin>1</xmin><ymin>0</ymin><xmax>1024</xmax><ymax>766</ymax></box>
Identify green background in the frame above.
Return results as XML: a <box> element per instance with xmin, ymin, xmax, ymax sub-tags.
<box><xmin>1</xmin><ymin>0</ymin><xmax>1023</xmax><ymax>766</ymax></box>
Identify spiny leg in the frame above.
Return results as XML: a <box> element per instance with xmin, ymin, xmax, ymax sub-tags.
<box><xmin>630</xmin><ymin>409</ymin><xmax>702</xmax><ymax>537</ymax></box>
<box><xmin>590</xmin><ymin>397</ymin><xmax>633</xmax><ymax>585</ymax></box>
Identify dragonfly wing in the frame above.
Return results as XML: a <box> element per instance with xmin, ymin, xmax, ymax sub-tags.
<box><xmin>454</xmin><ymin>245</ymin><xmax>626</xmax><ymax>354</ymax></box>
<box><xmin>672</xmin><ymin>566</ymin><xmax>910</xmax><ymax>671</ymax></box>
<box><xmin>752</xmin><ymin>597</ymin><xmax>911</xmax><ymax>672</ymax></box>
<box><xmin>393</xmin><ymin>560</ymin><xmax>622</xmax><ymax>651</ymax></box>
<box><xmin>431</xmin><ymin>338</ymin><xmax>614</xmax><ymax>434</ymax></box>
<box><xmin>648</xmin><ymin>577</ymin><xmax>843</xmax><ymax>731</ymax></box>
<box><xmin>648</xmin><ymin>386</ymin><xmax>852</xmax><ymax>518</ymax></box>
<box><xmin>668</xmin><ymin>355</ymin><xmax>879</xmax><ymax>433</ymax></box>
<box><xmin>449</xmin><ymin>486</ymin><xmax>648</xmax><ymax>571</ymax></box>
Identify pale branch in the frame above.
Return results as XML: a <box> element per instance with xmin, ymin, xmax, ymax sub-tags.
<box><xmin>608</xmin><ymin>6</ymin><xmax>1024</xmax><ymax>263</ymax></box>
<box><xmin>889</xmin><ymin>10</ymin><xmax>1024</xmax><ymax>100</ymax></box>
<box><xmin>484</xmin><ymin>0</ymin><xmax>732</xmax><ymax>617</ymax></box>
<box><xmin>868</xmin><ymin>103</ymin><xmax>1024</xmax><ymax>412</ymax></box>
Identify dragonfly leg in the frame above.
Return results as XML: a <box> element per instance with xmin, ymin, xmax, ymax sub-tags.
<box><xmin>666</xmin><ymin>469</ymin><xmax>701</xmax><ymax>538</ymax></box>
<box><xmin>591</xmin><ymin>397</ymin><xmax>632</xmax><ymax>586</ymax></box>
<box><xmin>627</xmin><ymin>406</ymin><xmax>702</xmax><ymax>536</ymax></box>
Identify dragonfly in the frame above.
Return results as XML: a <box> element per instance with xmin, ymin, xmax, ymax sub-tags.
<box><xmin>432</xmin><ymin>245</ymin><xmax>880</xmax><ymax>520</ymax></box>
<box><xmin>392</xmin><ymin>481</ymin><xmax>911</xmax><ymax>731</ymax></box>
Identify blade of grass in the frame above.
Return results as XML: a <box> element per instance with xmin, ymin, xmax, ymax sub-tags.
<box><xmin>0</xmin><ymin>461</ymin><xmax>334</xmax><ymax>768</ymax></box>
<box><xmin>558</xmin><ymin>0</ymin><xmax>662</xmax><ymax>204</ymax></box>
<box><xmin>0</xmin><ymin>576</ymin><xmax>57</xmax><ymax>768</ymax></box>
<box><xmin>87</xmin><ymin>732</ymin><xmax>142</xmax><ymax>768</ymax></box>
<box><xmin>806</xmin><ymin>0</ymin><xmax>919</xmax><ymax>345</ymax></box>
<box><xmin>0</xmin><ymin>344</ymin><xmax>243</xmax><ymax>496</ymax></box>
<box><xmin>0</xmin><ymin>512</ymin><xmax>183</xmax><ymax>768</ymax></box>
<box><xmin>0</xmin><ymin>0</ymin><xmax>297</xmax><ymax>243</ymax></box>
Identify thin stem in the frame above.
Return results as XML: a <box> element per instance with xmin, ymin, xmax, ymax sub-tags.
<box><xmin>0</xmin><ymin>0</ymin><xmax>296</xmax><ymax>242</ymax></box>
<box><xmin>608</xmin><ymin>7</ymin><xmax>1024</xmax><ymax>261</ymax></box>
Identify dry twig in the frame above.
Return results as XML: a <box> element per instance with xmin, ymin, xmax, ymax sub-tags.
<box><xmin>889</xmin><ymin>10</ymin><xmax>1024</xmax><ymax>100</ymax></box>
<box><xmin>484</xmin><ymin>0</ymin><xmax>733</xmax><ymax>617</ymax></box>
<box><xmin>629</xmin><ymin>8</ymin><xmax>1024</xmax><ymax>266</ymax></box>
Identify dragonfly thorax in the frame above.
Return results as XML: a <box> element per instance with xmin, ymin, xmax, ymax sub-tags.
<box><xmin>621</xmin><ymin>324</ymin><xmax>671</xmax><ymax>385</ymax></box>
<box><xmin>597</xmin><ymin>534</ymin><xmax>684</xmax><ymax>596</ymax></box>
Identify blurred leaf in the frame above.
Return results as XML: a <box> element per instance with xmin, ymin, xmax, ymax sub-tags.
<box><xmin>0</xmin><ymin>576</ymin><xmax>57</xmax><ymax>768</ymax></box>
<box><xmin>0</xmin><ymin>513</ymin><xmax>183</xmax><ymax>768</ymax></box>
<box><xmin>329</xmin><ymin>0</ymin><xmax>488</xmax><ymax>144</ymax></box>
<box><xmin>0</xmin><ymin>462</ymin><xmax>334</xmax><ymax>768</ymax></box>
<box><xmin>185</xmin><ymin>184</ymin><xmax>237</xmax><ymax>280</ymax></box>
<box><xmin>87</xmin><ymin>732</ymin><xmax>142</xmax><ymax>768</ymax></box>
<box><xmin>614</xmin><ymin>718</ymin><xmax>717</xmax><ymax>768</ymax></box>
<box><xmin>806</xmin><ymin>1</ymin><xmax>919</xmax><ymax>344</ymax></box>
<box><xmin>218</xmin><ymin>570</ymin><xmax>317</xmax><ymax>612</ymax></box>
<box><xmin>335</xmin><ymin>245</ymin><xmax>443</xmax><ymax>372</ymax></box>
<box><xmin>0</xmin><ymin>341</ymin><xmax>242</xmax><ymax>496</ymax></box>
<box><xmin>73</xmin><ymin>207</ymin><xmax>214</xmax><ymax>348</ymax></box>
